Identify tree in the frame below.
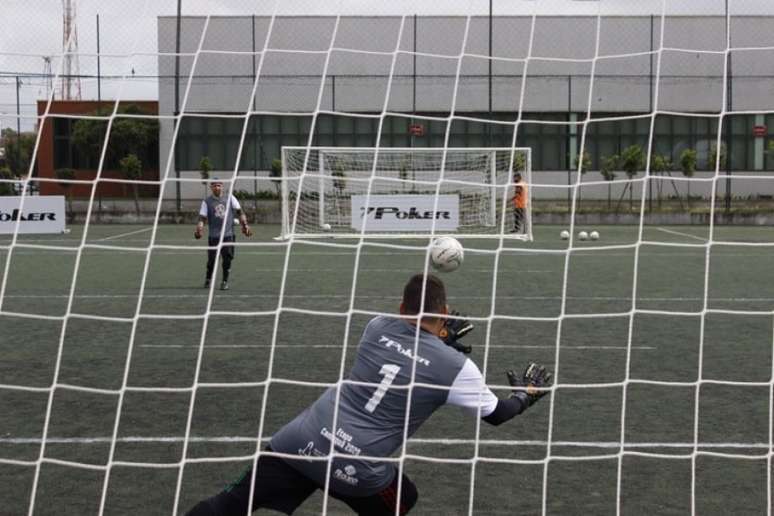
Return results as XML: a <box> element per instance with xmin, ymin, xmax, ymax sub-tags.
<box><xmin>55</xmin><ymin>168</ymin><xmax>76</xmax><ymax>221</ymax></box>
<box><xmin>573</xmin><ymin>150</ymin><xmax>591</xmax><ymax>209</ymax></box>
<box><xmin>2</xmin><ymin>128</ymin><xmax>36</xmax><ymax>178</ymax></box>
<box><xmin>512</xmin><ymin>151</ymin><xmax>526</xmax><ymax>174</ymax></box>
<box><xmin>574</xmin><ymin>151</ymin><xmax>591</xmax><ymax>176</ymax></box>
<box><xmin>618</xmin><ymin>144</ymin><xmax>644</xmax><ymax>211</ymax></box>
<box><xmin>708</xmin><ymin>142</ymin><xmax>727</xmax><ymax>172</ymax></box>
<box><xmin>649</xmin><ymin>153</ymin><xmax>674</xmax><ymax>209</ymax></box>
<box><xmin>199</xmin><ymin>156</ymin><xmax>212</xmax><ymax>196</ymax></box>
<box><xmin>119</xmin><ymin>154</ymin><xmax>143</xmax><ymax>217</ymax></box>
<box><xmin>0</xmin><ymin>166</ymin><xmax>15</xmax><ymax>196</ymax></box>
<box><xmin>599</xmin><ymin>154</ymin><xmax>619</xmax><ymax>209</ymax></box>
<box><xmin>679</xmin><ymin>148</ymin><xmax>697</xmax><ymax>204</ymax></box>
<box><xmin>71</xmin><ymin>104</ymin><xmax>158</xmax><ymax>170</ymax></box>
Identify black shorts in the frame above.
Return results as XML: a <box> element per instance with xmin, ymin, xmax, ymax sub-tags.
<box><xmin>188</xmin><ymin>448</ymin><xmax>418</xmax><ymax>516</ymax></box>
<box><xmin>208</xmin><ymin>235</ymin><xmax>236</xmax><ymax>260</ymax></box>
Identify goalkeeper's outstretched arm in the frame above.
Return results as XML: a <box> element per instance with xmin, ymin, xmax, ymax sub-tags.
<box><xmin>439</xmin><ymin>311</ymin><xmax>553</xmax><ymax>426</ymax></box>
<box><xmin>483</xmin><ymin>363</ymin><xmax>553</xmax><ymax>426</ymax></box>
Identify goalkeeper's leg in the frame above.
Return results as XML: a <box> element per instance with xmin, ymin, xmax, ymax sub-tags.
<box><xmin>185</xmin><ymin>449</ymin><xmax>317</xmax><ymax>516</ymax></box>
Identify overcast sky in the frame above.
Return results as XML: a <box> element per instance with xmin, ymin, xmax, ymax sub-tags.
<box><xmin>1</xmin><ymin>0</ymin><xmax>773</xmax><ymax>131</ymax></box>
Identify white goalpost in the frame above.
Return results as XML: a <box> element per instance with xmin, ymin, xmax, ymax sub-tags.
<box><xmin>279</xmin><ymin>146</ymin><xmax>533</xmax><ymax>240</ymax></box>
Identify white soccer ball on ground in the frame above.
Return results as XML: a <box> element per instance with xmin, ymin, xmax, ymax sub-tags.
<box><xmin>590</xmin><ymin>230</ymin><xmax>600</xmax><ymax>241</ymax></box>
<box><xmin>430</xmin><ymin>236</ymin><xmax>464</xmax><ymax>273</ymax></box>
<box><xmin>560</xmin><ymin>230</ymin><xmax>570</xmax><ymax>240</ymax></box>
<box><xmin>578</xmin><ymin>231</ymin><xmax>589</xmax><ymax>241</ymax></box>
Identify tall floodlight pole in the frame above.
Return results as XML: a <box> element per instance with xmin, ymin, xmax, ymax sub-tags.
<box><xmin>61</xmin><ymin>0</ymin><xmax>82</xmax><ymax>100</ymax></box>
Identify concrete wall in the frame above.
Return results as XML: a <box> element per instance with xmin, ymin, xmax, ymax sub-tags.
<box><xmin>158</xmin><ymin>15</ymin><xmax>774</xmax><ymax>114</ymax></box>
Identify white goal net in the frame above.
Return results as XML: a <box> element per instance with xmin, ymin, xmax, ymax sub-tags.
<box><xmin>280</xmin><ymin>146</ymin><xmax>532</xmax><ymax>239</ymax></box>
<box><xmin>3</xmin><ymin>1</ymin><xmax>774</xmax><ymax>515</ymax></box>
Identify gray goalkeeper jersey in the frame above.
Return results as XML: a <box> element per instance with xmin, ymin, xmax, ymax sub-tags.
<box><xmin>199</xmin><ymin>194</ymin><xmax>241</xmax><ymax>239</ymax></box>
<box><xmin>270</xmin><ymin>315</ymin><xmax>499</xmax><ymax>496</ymax></box>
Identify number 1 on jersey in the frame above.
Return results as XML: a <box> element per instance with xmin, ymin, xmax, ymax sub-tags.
<box><xmin>365</xmin><ymin>364</ymin><xmax>401</xmax><ymax>413</ymax></box>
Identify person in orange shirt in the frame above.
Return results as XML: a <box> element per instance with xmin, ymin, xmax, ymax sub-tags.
<box><xmin>511</xmin><ymin>172</ymin><xmax>527</xmax><ymax>233</ymax></box>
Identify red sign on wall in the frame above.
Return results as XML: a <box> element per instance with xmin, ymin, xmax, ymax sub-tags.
<box><xmin>408</xmin><ymin>123</ymin><xmax>425</xmax><ymax>136</ymax></box>
<box><xmin>753</xmin><ymin>125</ymin><xmax>767</xmax><ymax>137</ymax></box>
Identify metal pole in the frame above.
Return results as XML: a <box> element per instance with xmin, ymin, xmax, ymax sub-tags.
<box><xmin>96</xmin><ymin>14</ymin><xmax>101</xmax><ymax>103</ymax></box>
<box><xmin>16</xmin><ymin>76</ymin><xmax>21</xmax><ymax>176</ymax></box>
<box><xmin>488</xmin><ymin>0</ymin><xmax>492</xmax><ymax>145</ymax></box>
<box><xmin>411</xmin><ymin>14</ymin><xmax>417</xmax><ymax>149</ymax></box>
<box><xmin>567</xmin><ymin>75</ymin><xmax>572</xmax><ymax>209</ymax></box>
<box><xmin>649</xmin><ymin>15</ymin><xmax>654</xmax><ymax>113</ymax></box>
<box><xmin>648</xmin><ymin>15</ymin><xmax>654</xmax><ymax>213</ymax></box>
<box><xmin>174</xmin><ymin>0</ymin><xmax>182</xmax><ymax>212</ymax></box>
<box><xmin>252</xmin><ymin>15</ymin><xmax>257</xmax><ymax>212</ymax></box>
<box><xmin>96</xmin><ymin>14</ymin><xmax>102</xmax><ymax>211</ymax></box>
<box><xmin>724</xmin><ymin>0</ymin><xmax>732</xmax><ymax>214</ymax></box>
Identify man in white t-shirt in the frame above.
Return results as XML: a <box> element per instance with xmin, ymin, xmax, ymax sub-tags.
<box><xmin>185</xmin><ymin>273</ymin><xmax>552</xmax><ymax>515</ymax></box>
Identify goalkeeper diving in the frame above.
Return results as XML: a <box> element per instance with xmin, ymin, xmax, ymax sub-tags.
<box><xmin>186</xmin><ymin>273</ymin><xmax>553</xmax><ymax>515</ymax></box>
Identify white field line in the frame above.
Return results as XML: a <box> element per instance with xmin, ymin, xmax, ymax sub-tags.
<box><xmin>0</xmin><ymin>435</ymin><xmax>766</xmax><ymax>449</ymax></box>
<box><xmin>3</xmin><ymin>249</ymin><xmax>771</xmax><ymax>259</ymax></box>
<box><xmin>2</xmin><ymin>293</ymin><xmax>772</xmax><ymax>303</ymax></box>
<box><xmin>655</xmin><ymin>227</ymin><xmax>708</xmax><ymax>242</ymax></box>
<box><xmin>138</xmin><ymin>343</ymin><xmax>655</xmax><ymax>350</ymax></box>
<box><xmin>98</xmin><ymin>227</ymin><xmax>154</xmax><ymax>241</ymax></box>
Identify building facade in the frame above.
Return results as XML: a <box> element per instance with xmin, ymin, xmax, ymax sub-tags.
<box><xmin>36</xmin><ymin>100</ymin><xmax>159</xmax><ymax>198</ymax></box>
<box><xmin>157</xmin><ymin>15</ymin><xmax>774</xmax><ymax>200</ymax></box>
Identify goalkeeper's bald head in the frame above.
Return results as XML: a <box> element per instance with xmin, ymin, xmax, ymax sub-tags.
<box><xmin>401</xmin><ymin>273</ymin><xmax>447</xmax><ymax>324</ymax></box>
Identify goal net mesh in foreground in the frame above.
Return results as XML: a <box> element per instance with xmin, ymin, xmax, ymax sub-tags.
<box><xmin>280</xmin><ymin>146</ymin><xmax>532</xmax><ymax>239</ymax></box>
<box><xmin>2</xmin><ymin>1</ymin><xmax>774</xmax><ymax>515</ymax></box>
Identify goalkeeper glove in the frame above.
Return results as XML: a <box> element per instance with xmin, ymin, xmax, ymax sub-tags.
<box><xmin>439</xmin><ymin>311</ymin><xmax>473</xmax><ymax>354</ymax></box>
<box><xmin>506</xmin><ymin>362</ymin><xmax>553</xmax><ymax>408</ymax></box>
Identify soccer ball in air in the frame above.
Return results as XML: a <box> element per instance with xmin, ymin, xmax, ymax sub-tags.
<box><xmin>578</xmin><ymin>231</ymin><xmax>589</xmax><ymax>241</ymax></box>
<box><xmin>560</xmin><ymin>230</ymin><xmax>570</xmax><ymax>240</ymax></box>
<box><xmin>430</xmin><ymin>236</ymin><xmax>464</xmax><ymax>273</ymax></box>
<box><xmin>590</xmin><ymin>230</ymin><xmax>600</xmax><ymax>241</ymax></box>
<box><xmin>321</xmin><ymin>223</ymin><xmax>332</xmax><ymax>231</ymax></box>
